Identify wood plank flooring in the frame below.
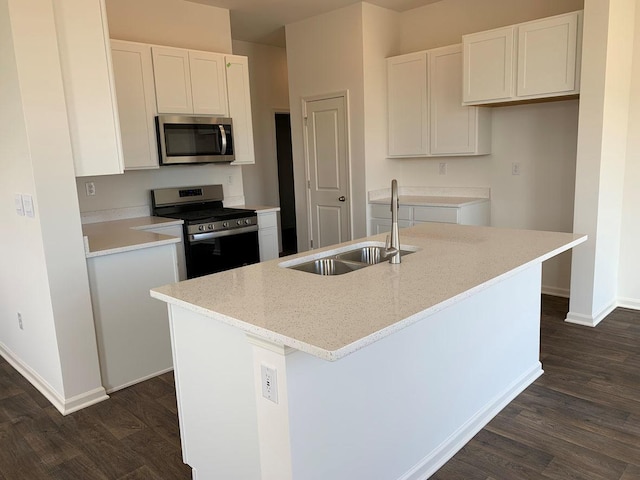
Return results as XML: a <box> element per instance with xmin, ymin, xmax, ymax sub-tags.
<box><xmin>1</xmin><ymin>295</ymin><xmax>639</xmax><ymax>479</ymax></box>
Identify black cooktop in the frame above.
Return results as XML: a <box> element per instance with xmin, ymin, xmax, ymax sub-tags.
<box><xmin>169</xmin><ymin>207</ymin><xmax>255</xmax><ymax>223</ymax></box>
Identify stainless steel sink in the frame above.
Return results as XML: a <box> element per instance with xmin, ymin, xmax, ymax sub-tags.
<box><xmin>281</xmin><ymin>243</ymin><xmax>419</xmax><ymax>276</ymax></box>
<box><xmin>288</xmin><ymin>258</ymin><xmax>367</xmax><ymax>275</ymax></box>
<box><xmin>335</xmin><ymin>246</ymin><xmax>415</xmax><ymax>265</ymax></box>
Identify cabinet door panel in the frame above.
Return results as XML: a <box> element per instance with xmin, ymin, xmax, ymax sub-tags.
<box><xmin>53</xmin><ymin>0</ymin><xmax>124</xmax><ymax>176</ymax></box>
<box><xmin>387</xmin><ymin>52</ymin><xmax>428</xmax><ymax>157</ymax></box>
<box><xmin>413</xmin><ymin>206</ymin><xmax>459</xmax><ymax>224</ymax></box>
<box><xmin>189</xmin><ymin>51</ymin><xmax>228</xmax><ymax>116</ymax></box>
<box><xmin>111</xmin><ymin>41</ymin><xmax>159</xmax><ymax>169</ymax></box>
<box><xmin>152</xmin><ymin>46</ymin><xmax>193</xmax><ymax>114</ymax></box>
<box><xmin>517</xmin><ymin>13</ymin><xmax>578</xmax><ymax>97</ymax></box>
<box><xmin>226</xmin><ymin>55</ymin><xmax>255</xmax><ymax>165</ymax></box>
<box><xmin>463</xmin><ymin>26</ymin><xmax>514</xmax><ymax>104</ymax></box>
<box><xmin>430</xmin><ymin>45</ymin><xmax>477</xmax><ymax>155</ymax></box>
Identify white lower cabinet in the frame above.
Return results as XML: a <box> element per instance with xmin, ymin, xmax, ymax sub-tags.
<box><xmin>257</xmin><ymin>211</ymin><xmax>280</xmax><ymax>261</ymax></box>
<box><xmin>87</xmin><ymin>243</ymin><xmax>178</xmax><ymax>393</ymax></box>
<box><xmin>369</xmin><ymin>200</ymin><xmax>490</xmax><ymax>234</ymax></box>
<box><xmin>137</xmin><ymin>223</ymin><xmax>186</xmax><ymax>280</ymax></box>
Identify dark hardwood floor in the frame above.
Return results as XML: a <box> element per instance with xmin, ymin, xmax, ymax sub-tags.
<box><xmin>1</xmin><ymin>296</ymin><xmax>639</xmax><ymax>479</ymax></box>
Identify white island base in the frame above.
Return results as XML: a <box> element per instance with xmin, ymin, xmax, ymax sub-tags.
<box><xmin>168</xmin><ymin>263</ymin><xmax>544</xmax><ymax>480</ymax></box>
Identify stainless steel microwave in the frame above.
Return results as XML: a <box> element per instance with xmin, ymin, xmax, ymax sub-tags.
<box><xmin>156</xmin><ymin>115</ymin><xmax>235</xmax><ymax>165</ymax></box>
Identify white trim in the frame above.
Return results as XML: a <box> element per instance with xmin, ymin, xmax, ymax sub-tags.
<box><xmin>541</xmin><ymin>285</ymin><xmax>570</xmax><ymax>298</ymax></box>
<box><xmin>617</xmin><ymin>297</ymin><xmax>640</xmax><ymax>311</ymax></box>
<box><xmin>0</xmin><ymin>341</ymin><xmax>108</xmax><ymax>415</ymax></box>
<box><xmin>565</xmin><ymin>300</ymin><xmax>617</xmax><ymax>327</ymax></box>
<box><xmin>105</xmin><ymin>366</ymin><xmax>174</xmax><ymax>394</ymax></box>
<box><xmin>398</xmin><ymin>364</ymin><xmax>543</xmax><ymax>480</ymax></box>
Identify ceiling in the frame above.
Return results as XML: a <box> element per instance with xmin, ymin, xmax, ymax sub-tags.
<box><xmin>187</xmin><ymin>0</ymin><xmax>443</xmax><ymax>47</ymax></box>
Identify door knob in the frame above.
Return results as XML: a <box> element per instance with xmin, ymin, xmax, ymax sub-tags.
<box><xmin>338</xmin><ymin>196</ymin><xmax>346</xmax><ymax>202</ymax></box>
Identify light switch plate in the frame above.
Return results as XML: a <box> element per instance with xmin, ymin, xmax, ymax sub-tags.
<box><xmin>22</xmin><ymin>194</ymin><xmax>34</xmax><ymax>218</ymax></box>
<box><xmin>14</xmin><ymin>194</ymin><xmax>24</xmax><ymax>216</ymax></box>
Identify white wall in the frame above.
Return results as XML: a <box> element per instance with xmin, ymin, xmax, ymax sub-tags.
<box><xmin>619</xmin><ymin>3</ymin><xmax>640</xmax><ymax>309</ymax></box>
<box><xmin>1</xmin><ymin>0</ymin><xmax>106</xmax><ymax>411</ymax></box>
<box><xmin>286</xmin><ymin>4</ymin><xmax>367</xmax><ymax>251</ymax></box>
<box><xmin>77</xmin><ymin>0</ymin><xmax>244</xmax><ymax>213</ymax></box>
<box><xmin>105</xmin><ymin>0</ymin><xmax>232</xmax><ymax>53</ymax></box>
<box><xmin>569</xmin><ymin>0</ymin><xmax>636</xmax><ymax>324</ymax></box>
<box><xmin>233</xmin><ymin>40</ymin><xmax>290</xmax><ymax>207</ymax></box>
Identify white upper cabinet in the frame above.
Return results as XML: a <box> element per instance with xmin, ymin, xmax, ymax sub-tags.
<box><xmin>387</xmin><ymin>45</ymin><xmax>490</xmax><ymax>158</ymax></box>
<box><xmin>189</xmin><ymin>51</ymin><xmax>228</xmax><ymax>116</ymax></box>
<box><xmin>463</xmin><ymin>11</ymin><xmax>582</xmax><ymax>105</ymax></box>
<box><xmin>152</xmin><ymin>47</ymin><xmax>193</xmax><ymax>114</ymax></box>
<box><xmin>517</xmin><ymin>13</ymin><xmax>579</xmax><ymax>98</ymax></box>
<box><xmin>53</xmin><ymin>0</ymin><xmax>124</xmax><ymax>177</ymax></box>
<box><xmin>152</xmin><ymin>46</ymin><xmax>228</xmax><ymax>116</ymax></box>
<box><xmin>430</xmin><ymin>44</ymin><xmax>491</xmax><ymax>155</ymax></box>
<box><xmin>462</xmin><ymin>26</ymin><xmax>515</xmax><ymax>104</ymax></box>
<box><xmin>387</xmin><ymin>52</ymin><xmax>429</xmax><ymax>157</ymax></box>
<box><xmin>225</xmin><ymin>55</ymin><xmax>255</xmax><ymax>165</ymax></box>
<box><xmin>111</xmin><ymin>40</ymin><xmax>159</xmax><ymax>170</ymax></box>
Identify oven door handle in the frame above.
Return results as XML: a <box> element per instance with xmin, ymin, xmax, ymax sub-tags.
<box><xmin>189</xmin><ymin>225</ymin><xmax>258</xmax><ymax>243</ymax></box>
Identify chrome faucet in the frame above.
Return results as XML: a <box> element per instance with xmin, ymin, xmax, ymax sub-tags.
<box><xmin>388</xmin><ymin>179</ymin><xmax>401</xmax><ymax>264</ymax></box>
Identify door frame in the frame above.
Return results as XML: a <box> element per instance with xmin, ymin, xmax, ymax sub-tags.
<box><xmin>301</xmin><ymin>90</ymin><xmax>353</xmax><ymax>249</ymax></box>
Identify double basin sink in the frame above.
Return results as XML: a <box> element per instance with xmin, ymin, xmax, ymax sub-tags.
<box><xmin>280</xmin><ymin>241</ymin><xmax>418</xmax><ymax>276</ymax></box>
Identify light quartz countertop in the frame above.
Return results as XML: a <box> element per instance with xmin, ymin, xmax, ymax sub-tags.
<box><xmin>240</xmin><ymin>205</ymin><xmax>280</xmax><ymax>214</ymax></box>
<box><xmin>151</xmin><ymin>223</ymin><xmax>586</xmax><ymax>362</ymax></box>
<box><xmin>82</xmin><ymin>216</ymin><xmax>183</xmax><ymax>258</ymax></box>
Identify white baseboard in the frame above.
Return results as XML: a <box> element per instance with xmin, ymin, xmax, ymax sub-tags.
<box><xmin>541</xmin><ymin>285</ymin><xmax>570</xmax><ymax>298</ymax></box>
<box><xmin>105</xmin><ymin>366</ymin><xmax>174</xmax><ymax>394</ymax></box>
<box><xmin>0</xmin><ymin>341</ymin><xmax>108</xmax><ymax>415</ymax></box>
<box><xmin>398</xmin><ymin>364</ymin><xmax>543</xmax><ymax>480</ymax></box>
<box><xmin>565</xmin><ymin>300</ymin><xmax>617</xmax><ymax>327</ymax></box>
<box><xmin>617</xmin><ymin>297</ymin><xmax>640</xmax><ymax>311</ymax></box>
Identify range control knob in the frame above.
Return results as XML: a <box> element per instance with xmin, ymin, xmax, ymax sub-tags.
<box><xmin>222</xmin><ymin>221</ymin><xmax>229</xmax><ymax>228</ymax></box>
<box><xmin>244</xmin><ymin>219</ymin><xmax>251</xmax><ymax>225</ymax></box>
<box><xmin>198</xmin><ymin>225</ymin><xmax>205</xmax><ymax>232</ymax></box>
<box><xmin>236</xmin><ymin>220</ymin><xmax>243</xmax><ymax>226</ymax></box>
<box><xmin>207</xmin><ymin>224</ymin><xmax>214</xmax><ymax>230</ymax></box>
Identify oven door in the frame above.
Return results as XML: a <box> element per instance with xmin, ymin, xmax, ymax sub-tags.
<box><xmin>185</xmin><ymin>226</ymin><xmax>259</xmax><ymax>278</ymax></box>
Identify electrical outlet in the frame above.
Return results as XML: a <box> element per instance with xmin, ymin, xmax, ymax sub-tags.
<box><xmin>22</xmin><ymin>195</ymin><xmax>34</xmax><ymax>218</ymax></box>
<box><xmin>227</xmin><ymin>175</ymin><xmax>234</xmax><ymax>185</ymax></box>
<box><xmin>85</xmin><ymin>182</ymin><xmax>96</xmax><ymax>196</ymax></box>
<box><xmin>512</xmin><ymin>163</ymin><xmax>521</xmax><ymax>176</ymax></box>
<box><xmin>439</xmin><ymin>162</ymin><xmax>447</xmax><ymax>175</ymax></box>
<box><xmin>261</xmin><ymin>364</ymin><xmax>278</xmax><ymax>404</ymax></box>
<box><xmin>17</xmin><ymin>312</ymin><xmax>23</xmax><ymax>330</ymax></box>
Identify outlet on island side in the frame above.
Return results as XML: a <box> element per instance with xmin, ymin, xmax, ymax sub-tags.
<box><xmin>261</xmin><ymin>364</ymin><xmax>278</xmax><ymax>404</ymax></box>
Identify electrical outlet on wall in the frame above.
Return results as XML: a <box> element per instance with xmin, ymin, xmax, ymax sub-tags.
<box><xmin>439</xmin><ymin>162</ymin><xmax>447</xmax><ymax>175</ymax></box>
<box><xmin>17</xmin><ymin>312</ymin><xmax>23</xmax><ymax>330</ymax></box>
<box><xmin>261</xmin><ymin>364</ymin><xmax>278</xmax><ymax>404</ymax></box>
<box><xmin>85</xmin><ymin>182</ymin><xmax>96</xmax><ymax>196</ymax></box>
<box><xmin>512</xmin><ymin>163</ymin><xmax>522</xmax><ymax>176</ymax></box>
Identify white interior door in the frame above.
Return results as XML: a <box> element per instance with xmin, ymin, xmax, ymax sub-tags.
<box><xmin>304</xmin><ymin>95</ymin><xmax>350</xmax><ymax>249</ymax></box>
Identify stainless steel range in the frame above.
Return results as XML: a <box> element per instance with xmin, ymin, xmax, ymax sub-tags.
<box><xmin>152</xmin><ymin>184</ymin><xmax>259</xmax><ymax>278</ymax></box>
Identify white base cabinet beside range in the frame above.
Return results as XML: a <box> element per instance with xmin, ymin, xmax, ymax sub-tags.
<box><xmin>136</xmin><ymin>223</ymin><xmax>187</xmax><ymax>280</ymax></box>
<box><xmin>257</xmin><ymin>210</ymin><xmax>280</xmax><ymax>262</ymax></box>
<box><xmin>87</xmin><ymin>243</ymin><xmax>178</xmax><ymax>393</ymax></box>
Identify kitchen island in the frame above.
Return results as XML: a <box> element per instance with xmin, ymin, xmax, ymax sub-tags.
<box><xmin>151</xmin><ymin>223</ymin><xmax>586</xmax><ymax>480</ymax></box>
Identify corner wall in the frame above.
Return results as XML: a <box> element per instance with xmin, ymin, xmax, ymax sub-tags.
<box><xmin>1</xmin><ymin>0</ymin><xmax>106</xmax><ymax>413</ymax></box>
<box><xmin>568</xmin><ymin>0</ymin><xmax>635</xmax><ymax>325</ymax></box>
<box><xmin>618</xmin><ymin>2</ymin><xmax>640</xmax><ymax>310</ymax></box>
